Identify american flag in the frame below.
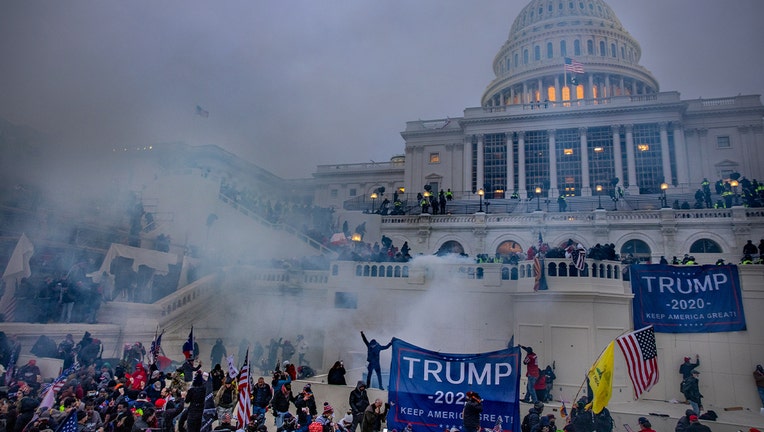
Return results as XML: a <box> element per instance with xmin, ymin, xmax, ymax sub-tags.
<box><xmin>4</xmin><ymin>344</ymin><xmax>17</xmax><ymax>384</ymax></box>
<box><xmin>616</xmin><ymin>326</ymin><xmax>659</xmax><ymax>399</ymax></box>
<box><xmin>574</xmin><ymin>244</ymin><xmax>586</xmax><ymax>271</ymax></box>
<box><xmin>533</xmin><ymin>255</ymin><xmax>548</xmax><ymax>291</ymax></box>
<box><xmin>564</xmin><ymin>57</ymin><xmax>584</xmax><ymax>74</ymax></box>
<box><xmin>236</xmin><ymin>350</ymin><xmax>252</xmax><ymax>428</ymax></box>
<box><xmin>54</xmin><ymin>410</ymin><xmax>79</xmax><ymax>432</ymax></box>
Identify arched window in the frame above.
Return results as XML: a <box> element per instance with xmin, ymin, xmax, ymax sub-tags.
<box><xmin>690</xmin><ymin>239</ymin><xmax>722</xmax><ymax>254</ymax></box>
<box><xmin>599</xmin><ymin>41</ymin><xmax>606</xmax><ymax>56</ymax></box>
<box><xmin>610</xmin><ymin>43</ymin><xmax>616</xmax><ymax>57</ymax></box>
<box><xmin>587</xmin><ymin>40</ymin><xmax>594</xmax><ymax>55</ymax></box>
<box><xmin>514</xmin><ymin>52</ymin><xmax>519</xmax><ymax>68</ymax></box>
<box><xmin>560</xmin><ymin>40</ymin><xmax>567</xmax><ymax>57</ymax></box>
<box><xmin>497</xmin><ymin>240</ymin><xmax>523</xmax><ymax>257</ymax></box>
<box><xmin>574</xmin><ymin>40</ymin><xmax>581</xmax><ymax>56</ymax></box>
<box><xmin>547</xmin><ymin>42</ymin><xmax>553</xmax><ymax>59</ymax></box>
<box><xmin>620</xmin><ymin>239</ymin><xmax>652</xmax><ymax>263</ymax></box>
<box><xmin>534</xmin><ymin>45</ymin><xmax>541</xmax><ymax>61</ymax></box>
<box><xmin>436</xmin><ymin>240</ymin><xmax>465</xmax><ymax>256</ymax></box>
<box><xmin>524</xmin><ymin>49</ymin><xmax>529</xmax><ymax>65</ymax></box>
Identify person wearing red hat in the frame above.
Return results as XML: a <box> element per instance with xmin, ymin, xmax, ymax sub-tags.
<box><xmin>679</xmin><ymin>355</ymin><xmax>700</xmax><ymax>380</ymax></box>
<box><xmin>686</xmin><ymin>415</ymin><xmax>711</xmax><ymax>432</ymax></box>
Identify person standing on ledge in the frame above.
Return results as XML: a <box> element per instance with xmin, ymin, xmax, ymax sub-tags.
<box><xmin>521</xmin><ymin>345</ymin><xmax>540</xmax><ymax>403</ymax></box>
<box><xmin>361</xmin><ymin>331</ymin><xmax>392</xmax><ymax>390</ymax></box>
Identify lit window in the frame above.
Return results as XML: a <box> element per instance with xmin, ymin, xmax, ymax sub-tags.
<box><xmin>716</xmin><ymin>136</ymin><xmax>731</xmax><ymax>148</ymax></box>
<box><xmin>429</xmin><ymin>153</ymin><xmax>440</xmax><ymax>163</ymax></box>
<box><xmin>637</xmin><ymin>144</ymin><xmax>649</xmax><ymax>152</ymax></box>
<box><xmin>564</xmin><ymin>148</ymin><xmax>574</xmax><ymax>155</ymax></box>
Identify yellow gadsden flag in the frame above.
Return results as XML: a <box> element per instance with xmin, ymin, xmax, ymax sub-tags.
<box><xmin>587</xmin><ymin>340</ymin><xmax>615</xmax><ymax>414</ymax></box>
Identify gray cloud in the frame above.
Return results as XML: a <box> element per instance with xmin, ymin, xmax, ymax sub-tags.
<box><xmin>1</xmin><ymin>0</ymin><xmax>762</xmax><ymax>179</ymax></box>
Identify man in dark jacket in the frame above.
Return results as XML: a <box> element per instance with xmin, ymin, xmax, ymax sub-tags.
<box><xmin>252</xmin><ymin>376</ymin><xmax>273</xmax><ymax>416</ymax></box>
<box><xmin>462</xmin><ymin>391</ymin><xmax>483</xmax><ymax>432</ymax></box>
<box><xmin>271</xmin><ymin>380</ymin><xmax>294</xmax><ymax>429</ymax></box>
<box><xmin>360</xmin><ymin>332</ymin><xmax>392</xmax><ymax>390</ymax></box>
<box><xmin>674</xmin><ymin>409</ymin><xmax>696</xmax><ymax>432</ymax></box>
<box><xmin>185</xmin><ymin>373</ymin><xmax>207</xmax><ymax>432</ymax></box>
<box><xmin>349</xmin><ymin>381</ymin><xmax>370</xmax><ymax>432</ymax></box>
<box><xmin>682</xmin><ymin>370</ymin><xmax>703</xmax><ymax>415</ymax></box>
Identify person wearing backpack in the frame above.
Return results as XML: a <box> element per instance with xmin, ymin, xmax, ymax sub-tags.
<box><xmin>594</xmin><ymin>408</ymin><xmax>614</xmax><ymax>432</ymax></box>
<box><xmin>682</xmin><ymin>370</ymin><xmax>703</xmax><ymax>415</ymax></box>
<box><xmin>521</xmin><ymin>402</ymin><xmax>543</xmax><ymax>432</ymax></box>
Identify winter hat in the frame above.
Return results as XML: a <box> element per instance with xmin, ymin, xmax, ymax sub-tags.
<box><xmin>688</xmin><ymin>415</ymin><xmax>698</xmax><ymax>422</ymax></box>
<box><xmin>323</xmin><ymin>402</ymin><xmax>334</xmax><ymax>415</ymax></box>
<box><xmin>637</xmin><ymin>417</ymin><xmax>647</xmax><ymax>425</ymax></box>
<box><xmin>683</xmin><ymin>357</ymin><xmax>690</xmax><ymax>362</ymax></box>
<box><xmin>303</xmin><ymin>384</ymin><xmax>312</xmax><ymax>392</ymax></box>
<box><xmin>192</xmin><ymin>373</ymin><xmax>204</xmax><ymax>387</ymax></box>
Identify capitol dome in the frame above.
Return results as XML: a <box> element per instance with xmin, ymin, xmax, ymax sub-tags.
<box><xmin>482</xmin><ymin>0</ymin><xmax>659</xmax><ymax>107</ymax></box>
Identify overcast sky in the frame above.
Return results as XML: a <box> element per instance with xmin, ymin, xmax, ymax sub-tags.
<box><xmin>1</xmin><ymin>0</ymin><xmax>763</xmax><ymax>179</ymax></box>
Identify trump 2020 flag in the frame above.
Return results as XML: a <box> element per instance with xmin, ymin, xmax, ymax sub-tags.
<box><xmin>387</xmin><ymin>338</ymin><xmax>521</xmax><ymax>432</ymax></box>
<box><xmin>587</xmin><ymin>341</ymin><xmax>614</xmax><ymax>414</ymax></box>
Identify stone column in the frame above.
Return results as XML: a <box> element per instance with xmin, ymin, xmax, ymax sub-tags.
<box><xmin>463</xmin><ymin>135</ymin><xmax>473</xmax><ymax>194</ymax></box>
<box><xmin>672</xmin><ymin>123</ymin><xmax>689</xmax><ymax>191</ymax></box>
<box><xmin>625</xmin><ymin>125</ymin><xmax>638</xmax><ymax>193</ymax></box>
<box><xmin>476</xmin><ymin>134</ymin><xmax>485</xmax><ymax>191</ymax></box>
<box><xmin>603</xmin><ymin>75</ymin><xmax>609</xmax><ymax>98</ymax></box>
<box><xmin>580</xmin><ymin>127</ymin><xmax>591</xmax><ymax>195</ymax></box>
<box><xmin>548</xmin><ymin>129</ymin><xmax>558</xmax><ymax>197</ymax></box>
<box><xmin>554</xmin><ymin>76</ymin><xmax>560</xmax><ymax>103</ymax></box>
<box><xmin>523</xmin><ymin>82</ymin><xmax>528</xmax><ymax>104</ymax></box>
<box><xmin>611</xmin><ymin>125</ymin><xmax>624</xmax><ymax>186</ymax></box>
<box><xmin>506</xmin><ymin>133</ymin><xmax>515</xmax><ymax>193</ymax></box>
<box><xmin>518</xmin><ymin>132</ymin><xmax>527</xmax><ymax>198</ymax></box>
<box><xmin>537</xmin><ymin>78</ymin><xmax>543</xmax><ymax>102</ymax></box>
<box><xmin>588</xmin><ymin>74</ymin><xmax>595</xmax><ymax>100</ymax></box>
<box><xmin>659</xmin><ymin>122</ymin><xmax>672</xmax><ymax>185</ymax></box>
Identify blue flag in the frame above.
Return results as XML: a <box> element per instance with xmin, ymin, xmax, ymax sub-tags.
<box><xmin>386</xmin><ymin>338</ymin><xmax>521</xmax><ymax>432</ymax></box>
<box><xmin>629</xmin><ymin>264</ymin><xmax>746</xmax><ymax>333</ymax></box>
<box><xmin>54</xmin><ymin>410</ymin><xmax>78</xmax><ymax>432</ymax></box>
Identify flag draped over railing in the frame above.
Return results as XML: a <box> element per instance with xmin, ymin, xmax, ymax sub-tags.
<box><xmin>236</xmin><ymin>350</ymin><xmax>252</xmax><ymax>427</ymax></box>
<box><xmin>616</xmin><ymin>326</ymin><xmax>659</xmax><ymax>399</ymax></box>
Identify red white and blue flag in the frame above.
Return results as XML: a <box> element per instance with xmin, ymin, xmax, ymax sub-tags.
<box><xmin>183</xmin><ymin>327</ymin><xmax>194</xmax><ymax>359</ymax></box>
<box><xmin>150</xmin><ymin>330</ymin><xmax>163</xmax><ymax>365</ymax></box>
<box><xmin>616</xmin><ymin>326</ymin><xmax>659</xmax><ymax>399</ymax></box>
<box><xmin>236</xmin><ymin>350</ymin><xmax>252</xmax><ymax>427</ymax></box>
<box><xmin>564</xmin><ymin>57</ymin><xmax>584</xmax><ymax>74</ymax></box>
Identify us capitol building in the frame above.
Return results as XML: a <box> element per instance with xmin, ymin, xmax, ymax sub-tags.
<box><xmin>2</xmin><ymin>0</ymin><xmax>764</xmax><ymax>419</ymax></box>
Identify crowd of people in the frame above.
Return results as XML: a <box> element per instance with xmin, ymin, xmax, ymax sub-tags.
<box><xmin>0</xmin><ymin>330</ymin><xmax>357</xmax><ymax>432</ymax></box>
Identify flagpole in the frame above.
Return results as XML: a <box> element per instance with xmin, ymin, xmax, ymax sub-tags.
<box><xmin>571</xmin><ymin>329</ymin><xmax>632</xmax><ymax>406</ymax></box>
